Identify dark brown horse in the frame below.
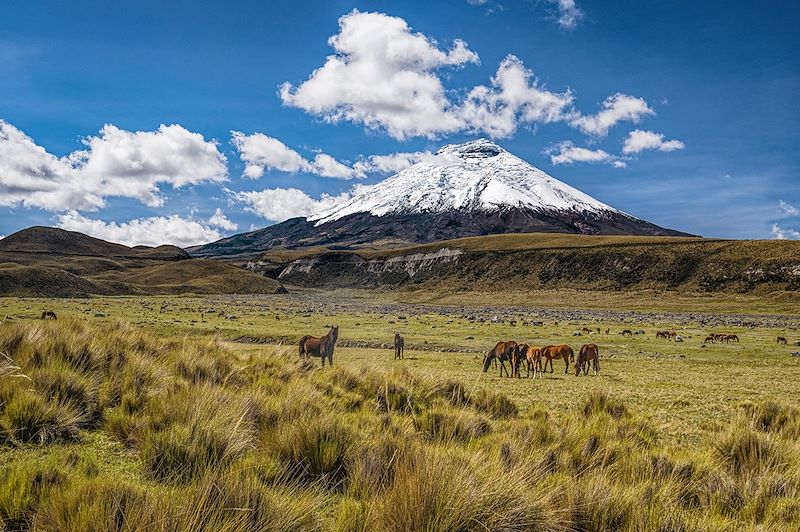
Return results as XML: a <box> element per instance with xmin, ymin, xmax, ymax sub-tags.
<box><xmin>299</xmin><ymin>326</ymin><xmax>339</xmax><ymax>367</ymax></box>
<box><xmin>540</xmin><ymin>345</ymin><xmax>573</xmax><ymax>374</ymax></box>
<box><xmin>518</xmin><ymin>344</ymin><xmax>543</xmax><ymax>379</ymax></box>
<box><xmin>482</xmin><ymin>341</ymin><xmax>519</xmax><ymax>377</ymax></box>
<box><xmin>777</xmin><ymin>336</ymin><xmax>788</xmax><ymax>345</ymax></box>
<box><xmin>394</xmin><ymin>333</ymin><xmax>404</xmax><ymax>359</ymax></box>
<box><xmin>41</xmin><ymin>310</ymin><xmax>57</xmax><ymax>320</ymax></box>
<box><xmin>575</xmin><ymin>344</ymin><xmax>599</xmax><ymax>376</ymax></box>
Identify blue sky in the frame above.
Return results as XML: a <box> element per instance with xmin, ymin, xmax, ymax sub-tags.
<box><xmin>1</xmin><ymin>0</ymin><xmax>798</xmax><ymax>245</ymax></box>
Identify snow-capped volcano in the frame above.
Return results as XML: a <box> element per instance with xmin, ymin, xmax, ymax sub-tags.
<box><xmin>310</xmin><ymin>139</ymin><xmax>620</xmax><ymax>225</ymax></box>
<box><xmin>190</xmin><ymin>139</ymin><xmax>689</xmax><ymax>258</ymax></box>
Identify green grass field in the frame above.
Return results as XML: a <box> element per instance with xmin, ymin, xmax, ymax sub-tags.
<box><xmin>1</xmin><ymin>292</ymin><xmax>799</xmax><ymax>530</ymax></box>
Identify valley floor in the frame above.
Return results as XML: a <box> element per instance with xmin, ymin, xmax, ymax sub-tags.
<box><xmin>2</xmin><ymin>291</ymin><xmax>798</xmax><ymax>446</ymax></box>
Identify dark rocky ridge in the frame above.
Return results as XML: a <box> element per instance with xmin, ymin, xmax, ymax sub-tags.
<box><xmin>189</xmin><ymin>208</ymin><xmax>689</xmax><ymax>259</ymax></box>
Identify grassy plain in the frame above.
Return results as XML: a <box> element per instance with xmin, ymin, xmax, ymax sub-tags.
<box><xmin>1</xmin><ymin>291</ymin><xmax>799</xmax><ymax>530</ymax></box>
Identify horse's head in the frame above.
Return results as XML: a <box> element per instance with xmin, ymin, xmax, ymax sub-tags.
<box><xmin>330</xmin><ymin>326</ymin><xmax>339</xmax><ymax>343</ymax></box>
<box><xmin>481</xmin><ymin>352</ymin><xmax>493</xmax><ymax>372</ymax></box>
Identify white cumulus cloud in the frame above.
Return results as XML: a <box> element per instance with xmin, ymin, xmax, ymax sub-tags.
<box><xmin>0</xmin><ymin>120</ymin><xmax>227</xmax><ymax>211</ymax></box>
<box><xmin>352</xmin><ymin>151</ymin><xmax>439</xmax><ymax>175</ymax></box>
<box><xmin>459</xmin><ymin>55</ymin><xmax>574</xmax><ymax>138</ymax></box>
<box><xmin>55</xmin><ymin>210</ymin><xmax>224</xmax><ymax>248</ymax></box>
<box><xmin>549</xmin><ymin>0</ymin><xmax>584</xmax><ymax>30</ymax></box>
<box><xmin>231</xmin><ymin>131</ymin><xmax>311</xmax><ymax>178</ymax></box>
<box><xmin>622</xmin><ymin>129</ymin><xmax>685</xmax><ymax>154</ymax></box>
<box><xmin>280</xmin><ymin>10</ymin><xmax>478</xmax><ymax>140</ymax></box>
<box><xmin>231</xmin><ymin>131</ymin><xmax>358</xmax><ymax>179</ymax></box>
<box><xmin>771</xmin><ymin>224</ymin><xmax>800</xmax><ymax>240</ymax></box>
<box><xmin>207</xmin><ymin>208</ymin><xmax>238</xmax><ymax>231</ymax></box>
<box><xmin>570</xmin><ymin>94</ymin><xmax>655</xmax><ymax>137</ymax></box>
<box><xmin>280</xmin><ymin>11</ymin><xmax>655</xmax><ymax>141</ymax></box>
<box><xmin>777</xmin><ymin>200</ymin><xmax>798</xmax><ymax>217</ymax></box>
<box><xmin>547</xmin><ymin>141</ymin><xmax>626</xmax><ymax>168</ymax></box>
<box><xmin>234</xmin><ymin>187</ymin><xmax>355</xmax><ymax>222</ymax></box>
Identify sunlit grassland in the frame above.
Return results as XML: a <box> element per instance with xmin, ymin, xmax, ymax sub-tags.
<box><xmin>2</xmin><ymin>293</ymin><xmax>799</xmax><ymax>447</ymax></box>
<box><xmin>1</xmin><ymin>292</ymin><xmax>799</xmax><ymax>529</ymax></box>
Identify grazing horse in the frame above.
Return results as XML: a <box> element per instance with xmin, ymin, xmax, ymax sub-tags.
<box><xmin>726</xmin><ymin>334</ymin><xmax>740</xmax><ymax>343</ymax></box>
<box><xmin>656</xmin><ymin>331</ymin><xmax>669</xmax><ymax>339</ymax></box>
<box><xmin>621</xmin><ymin>330</ymin><xmax>633</xmax><ymax>337</ymax></box>
<box><xmin>575</xmin><ymin>344</ymin><xmax>600</xmax><ymax>376</ymax></box>
<box><xmin>518</xmin><ymin>344</ymin><xmax>543</xmax><ymax>379</ymax></box>
<box><xmin>704</xmin><ymin>335</ymin><xmax>715</xmax><ymax>344</ymax></box>
<box><xmin>299</xmin><ymin>326</ymin><xmax>339</xmax><ymax>367</ymax></box>
<box><xmin>778</xmin><ymin>337</ymin><xmax>788</xmax><ymax>345</ymax></box>
<box><xmin>540</xmin><ymin>345</ymin><xmax>573</xmax><ymax>374</ymax></box>
<box><xmin>482</xmin><ymin>341</ymin><xmax>519</xmax><ymax>377</ymax></box>
<box><xmin>394</xmin><ymin>333</ymin><xmax>405</xmax><ymax>359</ymax></box>
<box><xmin>41</xmin><ymin>310</ymin><xmax>57</xmax><ymax>320</ymax></box>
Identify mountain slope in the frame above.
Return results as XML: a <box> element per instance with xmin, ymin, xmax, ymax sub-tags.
<box><xmin>310</xmin><ymin>138</ymin><xmax>619</xmax><ymax>224</ymax></box>
<box><xmin>272</xmin><ymin>233</ymin><xmax>800</xmax><ymax>295</ymax></box>
<box><xmin>191</xmin><ymin>139</ymin><xmax>689</xmax><ymax>258</ymax></box>
<box><xmin>0</xmin><ymin>227</ymin><xmax>282</xmax><ymax>296</ymax></box>
<box><xmin>0</xmin><ymin>227</ymin><xmax>189</xmax><ymax>260</ymax></box>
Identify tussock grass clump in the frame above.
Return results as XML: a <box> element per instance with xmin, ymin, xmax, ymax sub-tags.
<box><xmin>348</xmin><ymin>432</ymin><xmax>410</xmax><ymax>498</ymax></box>
<box><xmin>427</xmin><ymin>379</ymin><xmax>471</xmax><ymax>407</ymax></box>
<box><xmin>372</xmin><ymin>447</ymin><xmax>553</xmax><ymax>531</ymax></box>
<box><xmin>414</xmin><ymin>408</ymin><xmax>492</xmax><ymax>442</ymax></box>
<box><xmin>741</xmin><ymin>399</ymin><xmax>800</xmax><ymax>438</ymax></box>
<box><xmin>3</xmin><ymin>390</ymin><xmax>84</xmax><ymax>444</ymax></box>
<box><xmin>471</xmin><ymin>388</ymin><xmax>518</xmax><ymax>419</ymax></box>
<box><xmin>269</xmin><ymin>416</ymin><xmax>352</xmax><ymax>489</ymax></box>
<box><xmin>33</xmin><ymin>477</ymin><xmax>154</xmax><ymax>531</ymax></box>
<box><xmin>0</xmin><ymin>462</ymin><xmax>66</xmax><ymax>530</ymax></box>
<box><xmin>375</xmin><ymin>381</ymin><xmax>418</xmax><ymax>414</ymax></box>
<box><xmin>583</xmin><ymin>390</ymin><xmax>627</xmax><ymax>419</ymax></box>
<box><xmin>177</xmin><ymin>472</ymin><xmax>324</xmax><ymax>532</ymax></box>
<box><xmin>567</xmin><ymin>475</ymin><xmax>635</xmax><ymax>531</ymax></box>
<box><xmin>139</xmin><ymin>387</ymin><xmax>255</xmax><ymax>482</ymax></box>
<box><xmin>30</xmin><ymin>367</ymin><xmax>102</xmax><ymax>426</ymax></box>
<box><xmin>714</xmin><ymin>421</ymin><xmax>785</xmax><ymax>477</ymax></box>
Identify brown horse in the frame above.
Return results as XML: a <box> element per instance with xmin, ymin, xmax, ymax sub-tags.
<box><xmin>777</xmin><ymin>337</ymin><xmax>788</xmax><ymax>345</ymax></box>
<box><xmin>41</xmin><ymin>310</ymin><xmax>57</xmax><ymax>320</ymax></box>
<box><xmin>299</xmin><ymin>326</ymin><xmax>339</xmax><ymax>367</ymax></box>
<box><xmin>518</xmin><ymin>344</ymin><xmax>543</xmax><ymax>379</ymax></box>
<box><xmin>482</xmin><ymin>341</ymin><xmax>519</xmax><ymax>377</ymax></box>
<box><xmin>394</xmin><ymin>333</ymin><xmax>405</xmax><ymax>359</ymax></box>
<box><xmin>540</xmin><ymin>345</ymin><xmax>573</xmax><ymax>374</ymax></box>
<box><xmin>575</xmin><ymin>344</ymin><xmax>599</xmax><ymax>376</ymax></box>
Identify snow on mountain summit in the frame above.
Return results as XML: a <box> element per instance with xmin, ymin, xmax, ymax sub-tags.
<box><xmin>309</xmin><ymin>139</ymin><xmax>621</xmax><ymax>226</ymax></box>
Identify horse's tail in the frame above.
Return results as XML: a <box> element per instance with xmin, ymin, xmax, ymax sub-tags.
<box><xmin>298</xmin><ymin>336</ymin><xmax>310</xmax><ymax>357</ymax></box>
<box><xmin>568</xmin><ymin>345</ymin><xmax>575</xmax><ymax>362</ymax></box>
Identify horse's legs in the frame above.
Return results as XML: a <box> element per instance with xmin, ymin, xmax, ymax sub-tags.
<box><xmin>499</xmin><ymin>360</ymin><xmax>507</xmax><ymax>377</ymax></box>
<box><xmin>564</xmin><ymin>355</ymin><xmax>569</xmax><ymax>374</ymax></box>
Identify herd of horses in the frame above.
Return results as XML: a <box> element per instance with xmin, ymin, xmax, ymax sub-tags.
<box><xmin>297</xmin><ymin>327</ymin><xmax>599</xmax><ymax>378</ymax></box>
<box><xmin>704</xmin><ymin>333</ymin><xmax>739</xmax><ymax>343</ymax></box>
<box><xmin>481</xmin><ymin>341</ymin><xmax>599</xmax><ymax>378</ymax></box>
